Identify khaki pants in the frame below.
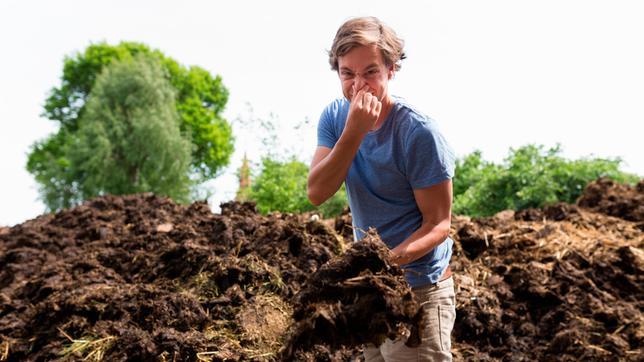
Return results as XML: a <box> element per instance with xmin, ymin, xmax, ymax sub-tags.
<box><xmin>363</xmin><ymin>276</ymin><xmax>456</xmax><ymax>362</ymax></box>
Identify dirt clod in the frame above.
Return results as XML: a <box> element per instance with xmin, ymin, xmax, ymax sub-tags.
<box><xmin>281</xmin><ymin>232</ymin><xmax>423</xmax><ymax>360</ymax></box>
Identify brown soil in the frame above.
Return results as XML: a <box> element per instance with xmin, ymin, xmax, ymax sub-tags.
<box><xmin>281</xmin><ymin>232</ymin><xmax>424</xmax><ymax>360</ymax></box>
<box><xmin>1</xmin><ymin>178</ymin><xmax>642</xmax><ymax>361</ymax></box>
<box><xmin>577</xmin><ymin>177</ymin><xmax>644</xmax><ymax>225</ymax></box>
<box><xmin>0</xmin><ymin>194</ymin><xmax>413</xmax><ymax>361</ymax></box>
<box><xmin>452</xmin><ymin>178</ymin><xmax>643</xmax><ymax>361</ymax></box>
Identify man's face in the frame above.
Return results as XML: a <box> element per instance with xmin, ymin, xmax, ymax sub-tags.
<box><xmin>337</xmin><ymin>44</ymin><xmax>394</xmax><ymax>102</ymax></box>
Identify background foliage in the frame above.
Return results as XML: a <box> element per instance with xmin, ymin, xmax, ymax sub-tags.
<box><xmin>235</xmin><ymin>110</ymin><xmax>348</xmax><ymax>218</ymax></box>
<box><xmin>69</xmin><ymin>56</ymin><xmax>193</xmax><ymax>203</ymax></box>
<box><xmin>453</xmin><ymin>144</ymin><xmax>640</xmax><ymax>217</ymax></box>
<box><xmin>27</xmin><ymin>42</ymin><xmax>233</xmax><ymax>210</ymax></box>
<box><xmin>249</xmin><ymin>156</ymin><xmax>347</xmax><ymax>217</ymax></box>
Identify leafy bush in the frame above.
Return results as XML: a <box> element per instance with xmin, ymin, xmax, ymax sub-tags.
<box><xmin>249</xmin><ymin>157</ymin><xmax>347</xmax><ymax>217</ymax></box>
<box><xmin>453</xmin><ymin>144</ymin><xmax>640</xmax><ymax>217</ymax></box>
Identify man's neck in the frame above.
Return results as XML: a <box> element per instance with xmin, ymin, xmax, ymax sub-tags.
<box><xmin>373</xmin><ymin>95</ymin><xmax>394</xmax><ymax>130</ymax></box>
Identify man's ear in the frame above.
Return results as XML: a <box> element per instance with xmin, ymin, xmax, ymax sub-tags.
<box><xmin>388</xmin><ymin>66</ymin><xmax>395</xmax><ymax>80</ymax></box>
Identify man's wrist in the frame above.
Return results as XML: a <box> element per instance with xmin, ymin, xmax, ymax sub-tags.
<box><xmin>390</xmin><ymin>252</ymin><xmax>405</xmax><ymax>264</ymax></box>
<box><xmin>343</xmin><ymin>116</ymin><xmax>371</xmax><ymax>138</ymax></box>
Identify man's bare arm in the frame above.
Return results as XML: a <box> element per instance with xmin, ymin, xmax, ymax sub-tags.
<box><xmin>307</xmin><ymin>141</ymin><xmax>359</xmax><ymax>206</ymax></box>
<box><xmin>307</xmin><ymin>86</ymin><xmax>381</xmax><ymax>205</ymax></box>
<box><xmin>390</xmin><ymin>179</ymin><xmax>453</xmax><ymax>265</ymax></box>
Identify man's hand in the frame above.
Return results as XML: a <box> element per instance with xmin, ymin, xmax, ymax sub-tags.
<box><xmin>307</xmin><ymin>85</ymin><xmax>382</xmax><ymax>206</ymax></box>
<box><xmin>389</xmin><ymin>250</ymin><xmax>407</xmax><ymax>266</ymax></box>
<box><xmin>346</xmin><ymin>84</ymin><xmax>382</xmax><ymax>135</ymax></box>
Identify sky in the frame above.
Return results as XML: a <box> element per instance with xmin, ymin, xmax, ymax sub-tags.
<box><xmin>1</xmin><ymin>0</ymin><xmax>643</xmax><ymax>226</ymax></box>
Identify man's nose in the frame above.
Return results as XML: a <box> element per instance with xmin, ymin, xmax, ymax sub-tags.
<box><xmin>354</xmin><ymin>74</ymin><xmax>366</xmax><ymax>89</ymax></box>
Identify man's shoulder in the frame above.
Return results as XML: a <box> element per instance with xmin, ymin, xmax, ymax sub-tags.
<box><xmin>322</xmin><ymin>97</ymin><xmax>349</xmax><ymax>115</ymax></box>
<box><xmin>391</xmin><ymin>96</ymin><xmax>437</xmax><ymax>132</ymax></box>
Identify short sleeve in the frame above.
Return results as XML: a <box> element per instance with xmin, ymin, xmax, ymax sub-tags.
<box><xmin>404</xmin><ymin>119</ymin><xmax>456</xmax><ymax>189</ymax></box>
<box><xmin>317</xmin><ymin>105</ymin><xmax>337</xmax><ymax>148</ymax></box>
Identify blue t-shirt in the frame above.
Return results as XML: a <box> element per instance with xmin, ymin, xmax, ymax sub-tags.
<box><xmin>317</xmin><ymin>96</ymin><xmax>456</xmax><ymax>288</ymax></box>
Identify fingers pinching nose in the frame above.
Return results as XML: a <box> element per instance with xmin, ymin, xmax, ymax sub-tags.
<box><xmin>354</xmin><ymin>88</ymin><xmax>367</xmax><ymax>107</ymax></box>
<box><xmin>363</xmin><ymin>93</ymin><xmax>372</xmax><ymax>107</ymax></box>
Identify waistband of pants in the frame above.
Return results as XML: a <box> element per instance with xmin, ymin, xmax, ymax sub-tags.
<box><xmin>412</xmin><ymin>266</ymin><xmax>453</xmax><ymax>291</ymax></box>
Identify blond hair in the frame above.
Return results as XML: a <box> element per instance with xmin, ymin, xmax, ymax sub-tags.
<box><xmin>328</xmin><ymin>16</ymin><xmax>406</xmax><ymax>72</ymax></box>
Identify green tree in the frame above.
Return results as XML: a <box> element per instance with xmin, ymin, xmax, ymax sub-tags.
<box><xmin>233</xmin><ymin>106</ymin><xmax>348</xmax><ymax>217</ymax></box>
<box><xmin>249</xmin><ymin>156</ymin><xmax>347</xmax><ymax>217</ymax></box>
<box><xmin>453</xmin><ymin>144</ymin><xmax>640</xmax><ymax>216</ymax></box>
<box><xmin>28</xmin><ymin>41</ymin><xmax>233</xmax><ymax>210</ymax></box>
<box><xmin>452</xmin><ymin>150</ymin><xmax>496</xmax><ymax>198</ymax></box>
<box><xmin>44</xmin><ymin>56</ymin><xmax>192</xmax><ymax>205</ymax></box>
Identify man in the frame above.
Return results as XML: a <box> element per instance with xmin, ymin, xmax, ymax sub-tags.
<box><xmin>307</xmin><ymin>16</ymin><xmax>457</xmax><ymax>361</ymax></box>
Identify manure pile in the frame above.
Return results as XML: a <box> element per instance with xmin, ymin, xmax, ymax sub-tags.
<box><xmin>0</xmin><ymin>195</ymin><xmax>414</xmax><ymax>361</ymax></box>
<box><xmin>450</xmin><ymin>178</ymin><xmax>643</xmax><ymax>361</ymax></box>
<box><xmin>1</xmin><ymin>177</ymin><xmax>642</xmax><ymax>361</ymax></box>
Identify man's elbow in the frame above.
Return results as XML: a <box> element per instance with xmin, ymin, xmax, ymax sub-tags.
<box><xmin>440</xmin><ymin>226</ymin><xmax>450</xmax><ymax>241</ymax></box>
<box><xmin>307</xmin><ymin>188</ymin><xmax>325</xmax><ymax>207</ymax></box>
<box><xmin>438</xmin><ymin>221</ymin><xmax>451</xmax><ymax>240</ymax></box>
<box><xmin>307</xmin><ymin>173</ymin><xmax>329</xmax><ymax>206</ymax></box>
<box><xmin>425</xmin><ymin>218</ymin><xmax>451</xmax><ymax>240</ymax></box>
